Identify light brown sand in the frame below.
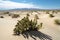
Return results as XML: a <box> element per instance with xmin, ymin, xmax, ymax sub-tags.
<box><xmin>0</xmin><ymin>11</ymin><xmax>60</xmax><ymax>40</ymax></box>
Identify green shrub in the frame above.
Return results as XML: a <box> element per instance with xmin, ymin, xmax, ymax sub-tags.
<box><xmin>13</xmin><ymin>15</ymin><xmax>42</xmax><ymax>35</ymax></box>
<box><xmin>8</xmin><ymin>14</ymin><xmax>11</xmax><ymax>16</ymax></box>
<box><xmin>4</xmin><ymin>12</ymin><xmax>9</xmax><ymax>14</ymax></box>
<box><xmin>12</xmin><ymin>14</ymin><xmax>20</xmax><ymax>18</ymax></box>
<box><xmin>49</xmin><ymin>14</ymin><xmax>54</xmax><ymax>17</ymax></box>
<box><xmin>26</xmin><ymin>13</ymin><xmax>30</xmax><ymax>17</ymax></box>
<box><xmin>46</xmin><ymin>11</ymin><xmax>49</xmax><ymax>14</ymax></box>
<box><xmin>0</xmin><ymin>16</ymin><xmax>4</xmax><ymax>18</ymax></box>
<box><xmin>52</xmin><ymin>10</ymin><xmax>55</xmax><ymax>14</ymax></box>
<box><xmin>54</xmin><ymin>19</ymin><xmax>60</xmax><ymax>25</ymax></box>
<box><xmin>34</xmin><ymin>14</ymin><xmax>39</xmax><ymax>19</ymax></box>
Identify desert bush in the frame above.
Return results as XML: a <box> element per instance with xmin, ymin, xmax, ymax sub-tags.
<box><xmin>49</xmin><ymin>14</ymin><xmax>54</xmax><ymax>17</ymax></box>
<box><xmin>4</xmin><ymin>12</ymin><xmax>9</xmax><ymax>14</ymax></box>
<box><xmin>34</xmin><ymin>14</ymin><xmax>39</xmax><ymax>20</ymax></box>
<box><xmin>12</xmin><ymin>14</ymin><xmax>20</xmax><ymax>18</ymax></box>
<box><xmin>8</xmin><ymin>14</ymin><xmax>11</xmax><ymax>16</ymax></box>
<box><xmin>52</xmin><ymin>10</ymin><xmax>55</xmax><ymax>14</ymax></box>
<box><xmin>54</xmin><ymin>19</ymin><xmax>60</xmax><ymax>25</ymax></box>
<box><xmin>0</xmin><ymin>16</ymin><xmax>4</xmax><ymax>18</ymax></box>
<box><xmin>46</xmin><ymin>11</ymin><xmax>49</xmax><ymax>14</ymax></box>
<box><xmin>13</xmin><ymin>15</ymin><xmax>42</xmax><ymax>35</ymax></box>
<box><xmin>26</xmin><ymin>13</ymin><xmax>30</xmax><ymax>17</ymax></box>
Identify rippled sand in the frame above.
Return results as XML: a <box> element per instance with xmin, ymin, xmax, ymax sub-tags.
<box><xmin>0</xmin><ymin>11</ymin><xmax>60</xmax><ymax>40</ymax></box>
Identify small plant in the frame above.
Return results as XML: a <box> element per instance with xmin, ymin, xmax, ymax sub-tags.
<box><xmin>54</xmin><ymin>19</ymin><xmax>60</xmax><ymax>25</ymax></box>
<box><xmin>46</xmin><ymin>11</ymin><xmax>49</xmax><ymax>14</ymax></box>
<box><xmin>49</xmin><ymin>14</ymin><xmax>54</xmax><ymax>17</ymax></box>
<box><xmin>34</xmin><ymin>14</ymin><xmax>39</xmax><ymax>20</ymax></box>
<box><xmin>4</xmin><ymin>12</ymin><xmax>9</xmax><ymax>14</ymax></box>
<box><xmin>26</xmin><ymin>13</ymin><xmax>30</xmax><ymax>17</ymax></box>
<box><xmin>8</xmin><ymin>14</ymin><xmax>11</xmax><ymax>16</ymax></box>
<box><xmin>0</xmin><ymin>16</ymin><xmax>4</xmax><ymax>18</ymax></box>
<box><xmin>13</xmin><ymin>15</ymin><xmax>42</xmax><ymax>35</ymax></box>
<box><xmin>12</xmin><ymin>14</ymin><xmax>20</xmax><ymax>18</ymax></box>
<box><xmin>52</xmin><ymin>10</ymin><xmax>55</xmax><ymax>14</ymax></box>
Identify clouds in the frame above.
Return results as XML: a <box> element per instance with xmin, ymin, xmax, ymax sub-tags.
<box><xmin>0</xmin><ymin>0</ymin><xmax>60</xmax><ymax>10</ymax></box>
<box><xmin>0</xmin><ymin>0</ymin><xmax>41</xmax><ymax>10</ymax></box>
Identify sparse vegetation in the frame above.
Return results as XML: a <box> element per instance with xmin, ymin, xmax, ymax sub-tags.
<box><xmin>12</xmin><ymin>14</ymin><xmax>20</xmax><ymax>18</ymax></box>
<box><xmin>13</xmin><ymin>15</ymin><xmax>42</xmax><ymax>35</ymax></box>
<box><xmin>26</xmin><ymin>13</ymin><xmax>30</xmax><ymax>17</ymax></box>
<box><xmin>4</xmin><ymin>12</ymin><xmax>9</xmax><ymax>14</ymax></box>
<box><xmin>49</xmin><ymin>14</ymin><xmax>54</xmax><ymax>17</ymax></box>
<box><xmin>52</xmin><ymin>10</ymin><xmax>55</xmax><ymax>14</ymax></box>
<box><xmin>46</xmin><ymin>11</ymin><xmax>49</xmax><ymax>14</ymax></box>
<box><xmin>54</xmin><ymin>19</ymin><xmax>60</xmax><ymax>25</ymax></box>
<box><xmin>34</xmin><ymin>14</ymin><xmax>39</xmax><ymax>19</ymax></box>
<box><xmin>8</xmin><ymin>14</ymin><xmax>11</xmax><ymax>16</ymax></box>
<box><xmin>52</xmin><ymin>10</ymin><xmax>58</xmax><ymax>14</ymax></box>
<box><xmin>0</xmin><ymin>16</ymin><xmax>4</xmax><ymax>18</ymax></box>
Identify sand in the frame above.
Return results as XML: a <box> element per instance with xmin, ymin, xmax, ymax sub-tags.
<box><xmin>0</xmin><ymin>11</ymin><xmax>60</xmax><ymax>40</ymax></box>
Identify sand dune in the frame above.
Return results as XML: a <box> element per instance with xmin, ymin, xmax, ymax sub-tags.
<box><xmin>0</xmin><ymin>11</ymin><xmax>60</xmax><ymax>40</ymax></box>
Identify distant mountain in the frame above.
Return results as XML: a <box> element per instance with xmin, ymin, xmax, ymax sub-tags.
<box><xmin>10</xmin><ymin>8</ymin><xmax>40</xmax><ymax>10</ymax></box>
<box><xmin>9</xmin><ymin>8</ymin><xmax>60</xmax><ymax>11</ymax></box>
<box><xmin>0</xmin><ymin>8</ymin><xmax>60</xmax><ymax>11</ymax></box>
<box><xmin>0</xmin><ymin>8</ymin><xmax>41</xmax><ymax>11</ymax></box>
<box><xmin>0</xmin><ymin>8</ymin><xmax>41</xmax><ymax>12</ymax></box>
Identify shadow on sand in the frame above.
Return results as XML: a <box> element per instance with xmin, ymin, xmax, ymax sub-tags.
<box><xmin>14</xmin><ymin>30</ymin><xmax>52</xmax><ymax>40</ymax></box>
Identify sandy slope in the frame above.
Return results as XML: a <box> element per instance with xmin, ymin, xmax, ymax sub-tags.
<box><xmin>0</xmin><ymin>11</ymin><xmax>60</xmax><ymax>40</ymax></box>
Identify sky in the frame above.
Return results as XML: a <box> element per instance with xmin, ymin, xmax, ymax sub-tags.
<box><xmin>0</xmin><ymin>0</ymin><xmax>60</xmax><ymax>10</ymax></box>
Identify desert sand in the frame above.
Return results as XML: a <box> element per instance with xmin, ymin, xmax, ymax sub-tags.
<box><xmin>0</xmin><ymin>10</ymin><xmax>60</xmax><ymax>40</ymax></box>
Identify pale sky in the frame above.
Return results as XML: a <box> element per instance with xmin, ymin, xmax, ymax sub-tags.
<box><xmin>0</xmin><ymin>0</ymin><xmax>60</xmax><ymax>10</ymax></box>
